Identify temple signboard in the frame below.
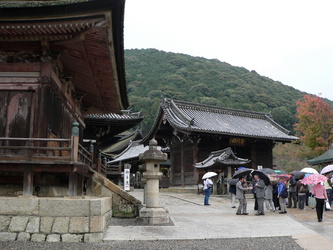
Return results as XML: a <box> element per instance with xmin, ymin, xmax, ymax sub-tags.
<box><xmin>229</xmin><ymin>137</ymin><xmax>246</xmax><ymax>146</ymax></box>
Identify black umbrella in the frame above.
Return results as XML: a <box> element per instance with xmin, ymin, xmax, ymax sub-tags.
<box><xmin>232</xmin><ymin>168</ymin><xmax>252</xmax><ymax>179</ymax></box>
<box><xmin>291</xmin><ymin>171</ymin><xmax>306</xmax><ymax>180</ymax></box>
<box><xmin>228</xmin><ymin>178</ymin><xmax>239</xmax><ymax>185</ymax></box>
<box><xmin>252</xmin><ymin>170</ymin><xmax>270</xmax><ymax>185</ymax></box>
<box><xmin>260</xmin><ymin>168</ymin><xmax>276</xmax><ymax>175</ymax></box>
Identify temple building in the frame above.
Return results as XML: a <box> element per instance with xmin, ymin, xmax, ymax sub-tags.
<box><xmin>143</xmin><ymin>98</ymin><xmax>298</xmax><ymax>186</ymax></box>
<box><xmin>0</xmin><ymin>0</ymin><xmax>145</xmax><ymax>243</ymax></box>
<box><xmin>0</xmin><ymin>0</ymin><xmax>128</xmax><ymax>197</ymax></box>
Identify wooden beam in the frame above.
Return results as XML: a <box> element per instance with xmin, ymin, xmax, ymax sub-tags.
<box><xmin>0</xmin><ymin>63</ymin><xmax>41</xmax><ymax>72</ymax></box>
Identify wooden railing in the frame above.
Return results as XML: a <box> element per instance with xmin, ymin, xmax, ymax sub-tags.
<box><xmin>78</xmin><ymin>143</ymin><xmax>92</xmax><ymax>166</ymax></box>
<box><xmin>0</xmin><ymin>137</ymin><xmax>92</xmax><ymax>167</ymax></box>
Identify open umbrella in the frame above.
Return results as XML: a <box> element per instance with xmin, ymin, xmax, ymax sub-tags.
<box><xmin>301</xmin><ymin>173</ymin><xmax>327</xmax><ymax>185</ymax></box>
<box><xmin>228</xmin><ymin>178</ymin><xmax>239</xmax><ymax>185</ymax></box>
<box><xmin>260</xmin><ymin>168</ymin><xmax>276</xmax><ymax>175</ymax></box>
<box><xmin>232</xmin><ymin>168</ymin><xmax>252</xmax><ymax>179</ymax></box>
<box><xmin>300</xmin><ymin>167</ymin><xmax>318</xmax><ymax>174</ymax></box>
<box><xmin>270</xmin><ymin>174</ymin><xmax>292</xmax><ymax>180</ymax></box>
<box><xmin>252</xmin><ymin>170</ymin><xmax>270</xmax><ymax>185</ymax></box>
<box><xmin>202</xmin><ymin>171</ymin><xmax>217</xmax><ymax>180</ymax></box>
<box><xmin>274</xmin><ymin>170</ymin><xmax>287</xmax><ymax>174</ymax></box>
<box><xmin>291</xmin><ymin>171</ymin><xmax>306</xmax><ymax>180</ymax></box>
<box><xmin>320</xmin><ymin>164</ymin><xmax>333</xmax><ymax>175</ymax></box>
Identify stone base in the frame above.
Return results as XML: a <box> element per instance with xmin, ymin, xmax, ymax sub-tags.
<box><xmin>0</xmin><ymin>196</ymin><xmax>112</xmax><ymax>242</ymax></box>
<box><xmin>139</xmin><ymin>207</ymin><xmax>169</xmax><ymax>225</ymax></box>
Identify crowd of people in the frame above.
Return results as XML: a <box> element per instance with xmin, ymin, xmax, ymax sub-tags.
<box><xmin>227</xmin><ymin>171</ymin><xmax>333</xmax><ymax>222</ymax></box>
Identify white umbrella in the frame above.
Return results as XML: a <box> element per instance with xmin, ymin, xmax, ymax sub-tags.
<box><xmin>300</xmin><ymin>167</ymin><xmax>319</xmax><ymax>174</ymax></box>
<box><xmin>320</xmin><ymin>164</ymin><xmax>333</xmax><ymax>175</ymax></box>
<box><xmin>202</xmin><ymin>172</ymin><xmax>217</xmax><ymax>179</ymax></box>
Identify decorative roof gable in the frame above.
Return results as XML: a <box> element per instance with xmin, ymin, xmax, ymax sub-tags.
<box><xmin>194</xmin><ymin>147</ymin><xmax>251</xmax><ymax>169</ymax></box>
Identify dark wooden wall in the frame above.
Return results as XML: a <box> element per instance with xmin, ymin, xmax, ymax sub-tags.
<box><xmin>169</xmin><ymin>134</ymin><xmax>274</xmax><ymax>186</ymax></box>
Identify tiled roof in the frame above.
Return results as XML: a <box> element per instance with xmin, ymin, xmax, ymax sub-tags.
<box><xmin>194</xmin><ymin>147</ymin><xmax>250</xmax><ymax>169</ymax></box>
<box><xmin>101</xmin><ymin>130</ymin><xmax>142</xmax><ymax>156</ymax></box>
<box><xmin>307</xmin><ymin>145</ymin><xmax>333</xmax><ymax>165</ymax></box>
<box><xmin>107</xmin><ymin>140</ymin><xmax>167</xmax><ymax>165</ymax></box>
<box><xmin>85</xmin><ymin>111</ymin><xmax>143</xmax><ymax>122</ymax></box>
<box><xmin>107</xmin><ymin>140</ymin><xmax>146</xmax><ymax>165</ymax></box>
<box><xmin>161</xmin><ymin>99</ymin><xmax>298</xmax><ymax>142</ymax></box>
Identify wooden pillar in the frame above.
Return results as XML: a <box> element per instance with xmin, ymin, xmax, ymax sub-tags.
<box><xmin>68</xmin><ymin>172</ymin><xmax>77</xmax><ymax>197</ymax></box>
<box><xmin>71</xmin><ymin>122</ymin><xmax>79</xmax><ymax>162</ymax></box>
<box><xmin>77</xmin><ymin>175</ymin><xmax>83</xmax><ymax>196</ymax></box>
<box><xmin>192</xmin><ymin>139</ymin><xmax>199</xmax><ymax>185</ymax></box>
<box><xmin>23</xmin><ymin>166</ymin><xmax>33</xmax><ymax>196</ymax></box>
<box><xmin>169</xmin><ymin>140</ymin><xmax>174</xmax><ymax>186</ymax></box>
<box><xmin>97</xmin><ymin>150</ymin><xmax>101</xmax><ymax>174</ymax></box>
<box><xmin>226</xmin><ymin>166</ymin><xmax>233</xmax><ymax>195</ymax></box>
<box><xmin>251</xmin><ymin>143</ymin><xmax>256</xmax><ymax>169</ymax></box>
<box><xmin>85</xmin><ymin>178</ymin><xmax>93</xmax><ymax>196</ymax></box>
<box><xmin>89</xmin><ymin>141</ymin><xmax>94</xmax><ymax>168</ymax></box>
<box><xmin>180</xmin><ymin>142</ymin><xmax>185</xmax><ymax>187</ymax></box>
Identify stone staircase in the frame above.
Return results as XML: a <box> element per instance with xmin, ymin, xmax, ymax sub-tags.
<box><xmin>92</xmin><ymin>172</ymin><xmax>142</xmax><ymax>218</ymax></box>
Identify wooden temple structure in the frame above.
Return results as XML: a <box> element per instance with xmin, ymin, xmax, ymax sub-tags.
<box><xmin>0</xmin><ymin>0</ymin><xmax>131</xmax><ymax>197</ymax></box>
<box><xmin>143</xmin><ymin>98</ymin><xmax>298</xmax><ymax>186</ymax></box>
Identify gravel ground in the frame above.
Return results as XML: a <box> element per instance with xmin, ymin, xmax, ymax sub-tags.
<box><xmin>0</xmin><ymin>236</ymin><xmax>302</xmax><ymax>250</ymax></box>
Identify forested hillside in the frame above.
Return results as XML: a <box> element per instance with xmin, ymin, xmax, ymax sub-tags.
<box><xmin>125</xmin><ymin>49</ymin><xmax>332</xmax><ymax>136</ymax></box>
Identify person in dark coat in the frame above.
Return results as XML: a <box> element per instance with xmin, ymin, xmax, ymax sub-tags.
<box><xmin>296</xmin><ymin>175</ymin><xmax>308</xmax><ymax>210</ymax></box>
<box><xmin>272</xmin><ymin>183</ymin><xmax>280</xmax><ymax>210</ymax></box>
<box><xmin>228</xmin><ymin>179</ymin><xmax>237</xmax><ymax>208</ymax></box>
<box><xmin>287</xmin><ymin>173</ymin><xmax>297</xmax><ymax>208</ymax></box>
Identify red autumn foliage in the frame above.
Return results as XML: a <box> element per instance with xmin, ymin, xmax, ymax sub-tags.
<box><xmin>294</xmin><ymin>95</ymin><xmax>333</xmax><ymax>156</ymax></box>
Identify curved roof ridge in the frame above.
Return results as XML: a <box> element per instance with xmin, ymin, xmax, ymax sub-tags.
<box><xmin>169</xmin><ymin>98</ymin><xmax>269</xmax><ymax>119</ymax></box>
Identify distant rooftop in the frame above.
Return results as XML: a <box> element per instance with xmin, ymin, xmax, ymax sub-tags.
<box><xmin>145</xmin><ymin>98</ymin><xmax>298</xmax><ymax>142</ymax></box>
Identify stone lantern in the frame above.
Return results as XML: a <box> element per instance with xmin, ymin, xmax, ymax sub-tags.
<box><xmin>139</xmin><ymin>139</ymin><xmax>169</xmax><ymax>224</ymax></box>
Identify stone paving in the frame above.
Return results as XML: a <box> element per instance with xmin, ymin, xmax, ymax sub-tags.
<box><xmin>104</xmin><ymin>190</ymin><xmax>333</xmax><ymax>250</ymax></box>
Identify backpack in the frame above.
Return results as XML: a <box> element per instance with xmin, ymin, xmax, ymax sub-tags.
<box><xmin>280</xmin><ymin>185</ymin><xmax>288</xmax><ymax>198</ymax></box>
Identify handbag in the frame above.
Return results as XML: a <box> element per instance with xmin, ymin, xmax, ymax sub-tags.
<box><xmin>308</xmin><ymin>196</ymin><xmax>316</xmax><ymax>208</ymax></box>
<box><xmin>325</xmin><ymin>201</ymin><xmax>331</xmax><ymax>210</ymax></box>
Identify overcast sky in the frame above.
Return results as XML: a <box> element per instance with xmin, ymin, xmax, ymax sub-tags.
<box><xmin>124</xmin><ymin>0</ymin><xmax>333</xmax><ymax>101</ymax></box>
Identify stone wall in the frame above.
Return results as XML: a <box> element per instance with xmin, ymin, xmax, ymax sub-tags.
<box><xmin>0</xmin><ymin>196</ymin><xmax>112</xmax><ymax>242</ymax></box>
<box><xmin>92</xmin><ymin>173</ymin><xmax>142</xmax><ymax>218</ymax></box>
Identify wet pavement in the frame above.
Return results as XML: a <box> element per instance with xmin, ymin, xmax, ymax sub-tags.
<box><xmin>1</xmin><ymin>189</ymin><xmax>333</xmax><ymax>249</ymax></box>
<box><xmin>104</xmin><ymin>190</ymin><xmax>333</xmax><ymax>249</ymax></box>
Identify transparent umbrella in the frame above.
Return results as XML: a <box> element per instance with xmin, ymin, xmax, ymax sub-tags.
<box><xmin>320</xmin><ymin>165</ymin><xmax>333</xmax><ymax>175</ymax></box>
<box><xmin>202</xmin><ymin>172</ymin><xmax>218</xmax><ymax>180</ymax></box>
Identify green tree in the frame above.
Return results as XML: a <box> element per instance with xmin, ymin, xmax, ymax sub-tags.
<box><xmin>294</xmin><ymin>95</ymin><xmax>333</xmax><ymax>156</ymax></box>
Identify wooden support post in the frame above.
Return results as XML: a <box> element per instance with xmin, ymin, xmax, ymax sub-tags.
<box><xmin>85</xmin><ymin>178</ymin><xmax>93</xmax><ymax>196</ymax></box>
<box><xmin>180</xmin><ymin>142</ymin><xmax>185</xmax><ymax>187</ymax></box>
<box><xmin>23</xmin><ymin>166</ymin><xmax>33</xmax><ymax>196</ymax></box>
<box><xmin>251</xmin><ymin>143</ymin><xmax>256</xmax><ymax>169</ymax></box>
<box><xmin>68</xmin><ymin>172</ymin><xmax>77</xmax><ymax>197</ymax></box>
<box><xmin>77</xmin><ymin>175</ymin><xmax>83</xmax><ymax>196</ymax></box>
<box><xmin>97</xmin><ymin>150</ymin><xmax>101</xmax><ymax>174</ymax></box>
<box><xmin>71</xmin><ymin>122</ymin><xmax>79</xmax><ymax>162</ymax></box>
<box><xmin>89</xmin><ymin>141</ymin><xmax>94</xmax><ymax>166</ymax></box>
